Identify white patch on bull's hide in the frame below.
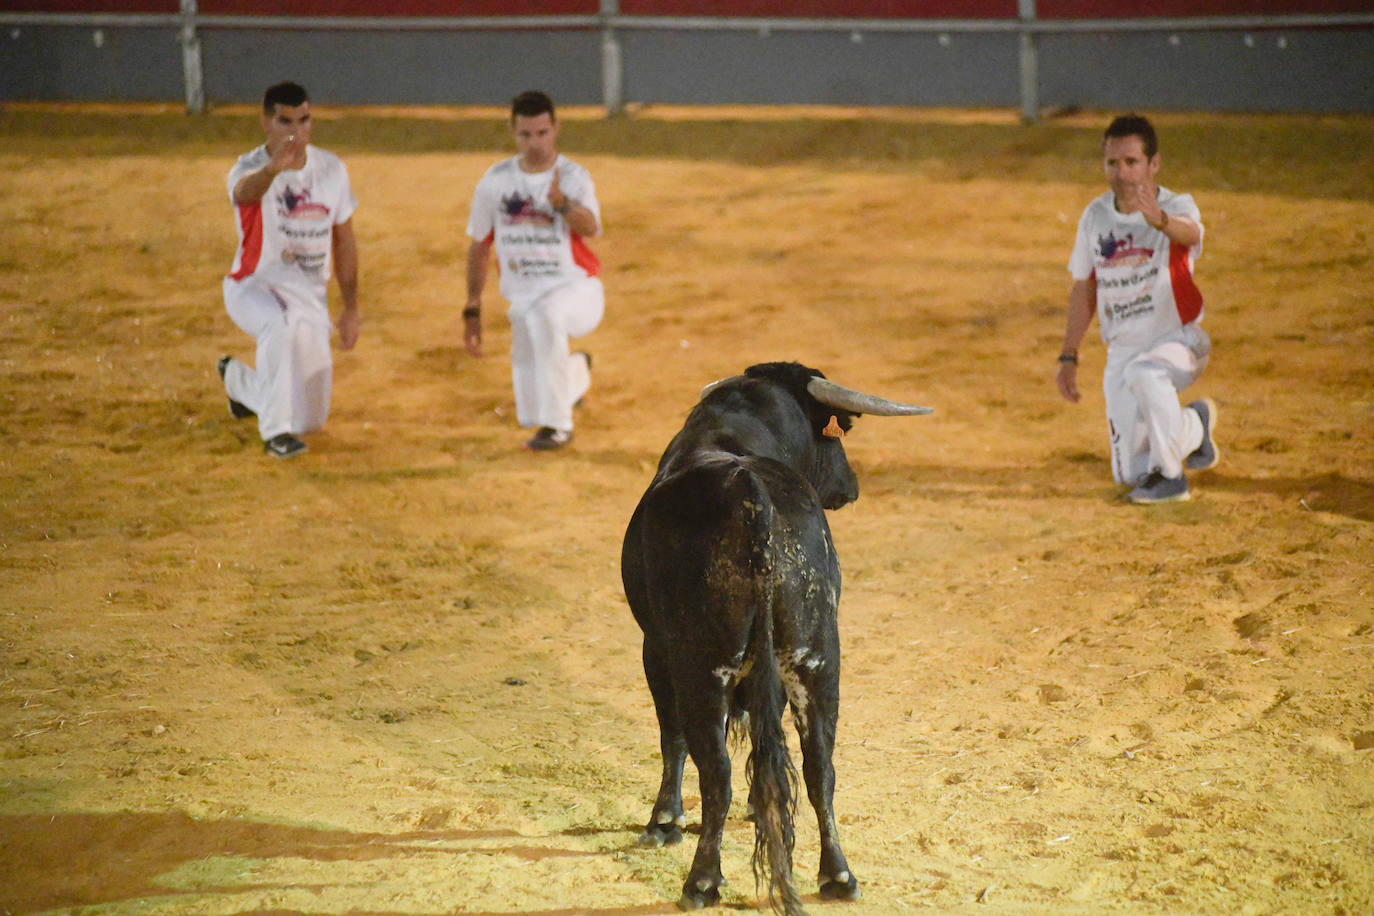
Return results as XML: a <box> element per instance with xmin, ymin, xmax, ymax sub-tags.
<box><xmin>778</xmin><ymin>651</ymin><xmax>820</xmax><ymax>741</ymax></box>
<box><xmin>713</xmin><ymin>653</ymin><xmax>752</xmax><ymax>686</ymax></box>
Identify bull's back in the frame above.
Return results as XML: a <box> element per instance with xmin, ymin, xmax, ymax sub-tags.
<box><xmin>622</xmin><ymin>454</ymin><xmax>834</xmax><ymax>653</ymax></box>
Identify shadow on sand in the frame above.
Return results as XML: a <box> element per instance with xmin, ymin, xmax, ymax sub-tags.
<box><xmin>0</xmin><ymin>811</ymin><xmax>676</xmax><ymax>916</ymax></box>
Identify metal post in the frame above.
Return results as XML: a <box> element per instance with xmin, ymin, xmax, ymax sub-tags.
<box><xmin>600</xmin><ymin>0</ymin><xmax>623</xmax><ymax>116</ymax></box>
<box><xmin>180</xmin><ymin>0</ymin><xmax>204</xmax><ymax>114</ymax></box>
<box><xmin>1018</xmin><ymin>0</ymin><xmax>1039</xmax><ymax>124</ymax></box>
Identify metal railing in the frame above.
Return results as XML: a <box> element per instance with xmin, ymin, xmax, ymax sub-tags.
<box><xmin>4</xmin><ymin>1</ymin><xmax>1372</xmax><ymax>120</ymax></box>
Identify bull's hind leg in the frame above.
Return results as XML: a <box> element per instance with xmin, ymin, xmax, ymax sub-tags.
<box><xmin>679</xmin><ymin>677</ymin><xmax>733</xmax><ymax>910</ymax></box>
<box><xmin>793</xmin><ymin>673</ymin><xmax>860</xmax><ymax>901</ymax></box>
<box><xmin>640</xmin><ymin>641</ymin><xmax>687</xmax><ymax>848</ymax></box>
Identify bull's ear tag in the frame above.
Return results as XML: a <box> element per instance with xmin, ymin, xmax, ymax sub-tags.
<box><xmin>823</xmin><ymin>415</ymin><xmax>846</xmax><ymax>439</ymax></box>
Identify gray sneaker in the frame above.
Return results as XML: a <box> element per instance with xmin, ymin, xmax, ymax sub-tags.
<box><xmin>1185</xmin><ymin>398</ymin><xmax>1219</xmax><ymax>470</ymax></box>
<box><xmin>1127</xmin><ymin>470</ymin><xmax>1190</xmax><ymax>504</ymax></box>
<box><xmin>264</xmin><ymin>433</ymin><xmax>307</xmax><ymax>459</ymax></box>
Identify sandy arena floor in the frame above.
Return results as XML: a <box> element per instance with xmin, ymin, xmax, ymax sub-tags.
<box><xmin>1</xmin><ymin>106</ymin><xmax>1372</xmax><ymax>915</ymax></box>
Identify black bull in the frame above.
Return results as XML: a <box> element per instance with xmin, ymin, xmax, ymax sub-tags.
<box><xmin>621</xmin><ymin>362</ymin><xmax>932</xmax><ymax>914</ymax></box>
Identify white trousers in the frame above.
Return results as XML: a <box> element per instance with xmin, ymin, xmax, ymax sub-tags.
<box><xmin>1103</xmin><ymin>323</ymin><xmax>1211</xmax><ymax>484</ymax></box>
<box><xmin>507</xmin><ymin>276</ymin><xmax>604</xmax><ymax>432</ymax></box>
<box><xmin>222</xmin><ymin>276</ymin><xmax>333</xmax><ymax>441</ymax></box>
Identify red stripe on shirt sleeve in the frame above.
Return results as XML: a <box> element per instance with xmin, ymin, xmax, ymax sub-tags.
<box><xmin>230</xmin><ymin>200</ymin><xmax>264</xmax><ymax>281</ymax></box>
<box><xmin>570</xmin><ymin>233</ymin><xmax>601</xmax><ymax>278</ymax></box>
<box><xmin>1168</xmin><ymin>241</ymin><xmax>1203</xmax><ymax>325</ymax></box>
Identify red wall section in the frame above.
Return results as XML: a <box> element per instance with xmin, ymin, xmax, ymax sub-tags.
<box><xmin>0</xmin><ymin>1</ymin><xmax>595</xmax><ymax>14</ymax></box>
<box><xmin>198</xmin><ymin>1</ymin><xmax>598</xmax><ymax>14</ymax></box>
<box><xmin>0</xmin><ymin>1</ymin><xmax>178</xmax><ymax>11</ymax></box>
<box><xmin>618</xmin><ymin>1</ymin><xmax>1015</xmax><ymax>15</ymax></box>
<box><xmin>1037</xmin><ymin>0</ymin><xmax>1374</xmax><ymax>16</ymax></box>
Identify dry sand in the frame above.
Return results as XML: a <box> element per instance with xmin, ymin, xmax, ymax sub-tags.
<box><xmin>1</xmin><ymin>106</ymin><xmax>1372</xmax><ymax>915</ymax></box>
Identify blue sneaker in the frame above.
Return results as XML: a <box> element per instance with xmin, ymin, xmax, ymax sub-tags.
<box><xmin>1185</xmin><ymin>398</ymin><xmax>1219</xmax><ymax>470</ymax></box>
<box><xmin>1127</xmin><ymin>470</ymin><xmax>1190</xmax><ymax>504</ymax></box>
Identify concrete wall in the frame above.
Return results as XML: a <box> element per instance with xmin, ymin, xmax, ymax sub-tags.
<box><xmin>2</xmin><ymin>24</ymin><xmax>186</xmax><ymax>102</ymax></box>
<box><xmin>199</xmin><ymin>29</ymin><xmax>605</xmax><ymax>107</ymax></box>
<box><xmin>618</xmin><ymin>29</ymin><xmax>1020</xmax><ymax>108</ymax></box>
<box><xmin>1</xmin><ymin>17</ymin><xmax>1371</xmax><ymax>113</ymax></box>
<box><xmin>1037</xmin><ymin>28</ymin><xmax>1374</xmax><ymax>113</ymax></box>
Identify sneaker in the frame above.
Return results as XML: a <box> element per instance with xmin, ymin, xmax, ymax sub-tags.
<box><xmin>1127</xmin><ymin>470</ymin><xmax>1190</xmax><ymax>504</ymax></box>
<box><xmin>1185</xmin><ymin>398</ymin><xmax>1220</xmax><ymax>471</ymax></box>
<box><xmin>263</xmin><ymin>433</ymin><xmax>308</xmax><ymax>459</ymax></box>
<box><xmin>217</xmin><ymin>356</ymin><xmax>255</xmax><ymax>420</ymax></box>
<box><xmin>525</xmin><ymin>427</ymin><xmax>572</xmax><ymax>451</ymax></box>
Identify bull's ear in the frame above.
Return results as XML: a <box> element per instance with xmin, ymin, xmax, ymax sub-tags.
<box><xmin>822</xmin><ymin>415</ymin><xmax>846</xmax><ymax>439</ymax></box>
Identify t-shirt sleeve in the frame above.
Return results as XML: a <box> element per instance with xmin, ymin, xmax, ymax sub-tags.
<box><xmin>1171</xmin><ymin>192</ymin><xmax>1204</xmax><ymax>260</ymax></box>
<box><xmin>1067</xmin><ymin>207</ymin><xmax>1096</xmax><ymax>281</ymax></box>
<box><xmin>562</xmin><ymin>162</ymin><xmax>601</xmax><ymax>236</ymax></box>
<box><xmin>333</xmin><ymin>159</ymin><xmax>359</xmax><ymax>225</ymax></box>
<box><xmin>226</xmin><ymin>155</ymin><xmax>253</xmax><ymax>204</ymax></box>
<box><xmin>466</xmin><ymin>174</ymin><xmax>495</xmax><ymax>241</ymax></box>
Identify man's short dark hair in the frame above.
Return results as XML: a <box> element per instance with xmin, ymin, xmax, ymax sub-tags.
<box><xmin>1104</xmin><ymin>113</ymin><xmax>1158</xmax><ymax>159</ymax></box>
<box><xmin>263</xmin><ymin>82</ymin><xmax>309</xmax><ymax>114</ymax></box>
<box><xmin>511</xmin><ymin>90</ymin><xmax>556</xmax><ymax>123</ymax></box>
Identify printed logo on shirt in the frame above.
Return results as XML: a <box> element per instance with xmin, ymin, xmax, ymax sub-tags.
<box><xmin>507</xmin><ymin>256</ymin><xmax>562</xmax><ymax>278</ymax></box>
<box><xmin>1096</xmin><ymin>231</ymin><xmax>1152</xmax><ymax>268</ymax></box>
<box><xmin>501</xmin><ymin>192</ymin><xmax>554</xmax><ymax>226</ymax></box>
<box><xmin>277</xmin><ymin>186</ymin><xmax>331</xmax><ymax>221</ymax></box>
<box><xmin>281</xmin><ymin>245</ymin><xmax>328</xmax><ymax>273</ymax></box>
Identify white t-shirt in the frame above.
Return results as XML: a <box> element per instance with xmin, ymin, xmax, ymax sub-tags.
<box><xmin>226</xmin><ymin>145</ymin><xmax>358</xmax><ymax>302</ymax></box>
<box><xmin>1068</xmin><ymin>186</ymin><xmax>1205</xmax><ymax>350</ymax></box>
<box><xmin>466</xmin><ymin>154</ymin><xmax>601</xmax><ymax>303</ymax></box>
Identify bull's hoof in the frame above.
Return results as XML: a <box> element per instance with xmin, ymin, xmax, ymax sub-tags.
<box><xmin>637</xmin><ymin>824</ymin><xmax>683</xmax><ymax>848</ymax></box>
<box><xmin>676</xmin><ymin>886</ymin><xmax>720</xmax><ymax>910</ymax></box>
<box><xmin>819</xmin><ymin>873</ymin><xmax>861</xmax><ymax>901</ymax></box>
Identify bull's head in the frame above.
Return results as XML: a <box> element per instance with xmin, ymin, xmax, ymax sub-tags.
<box><xmin>702</xmin><ymin>363</ymin><xmax>933</xmax><ymax>511</ymax></box>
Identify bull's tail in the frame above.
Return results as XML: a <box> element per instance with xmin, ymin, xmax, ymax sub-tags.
<box><xmin>736</xmin><ymin>487</ymin><xmax>805</xmax><ymax>916</ymax></box>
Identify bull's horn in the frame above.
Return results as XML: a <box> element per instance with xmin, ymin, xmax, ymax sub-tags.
<box><xmin>700</xmin><ymin>375</ymin><xmax>744</xmax><ymax>399</ymax></box>
<box><xmin>807</xmin><ymin>376</ymin><xmax>934</xmax><ymax>416</ymax></box>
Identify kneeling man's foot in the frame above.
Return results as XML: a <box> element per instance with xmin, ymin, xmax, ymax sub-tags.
<box><xmin>525</xmin><ymin>427</ymin><xmax>572</xmax><ymax>451</ymax></box>
<box><xmin>1185</xmin><ymin>398</ymin><xmax>1220</xmax><ymax>471</ymax></box>
<box><xmin>264</xmin><ymin>433</ymin><xmax>308</xmax><ymax>459</ymax></box>
<box><xmin>217</xmin><ymin>355</ymin><xmax>255</xmax><ymax>419</ymax></box>
<box><xmin>1127</xmin><ymin>470</ymin><xmax>1189</xmax><ymax>504</ymax></box>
